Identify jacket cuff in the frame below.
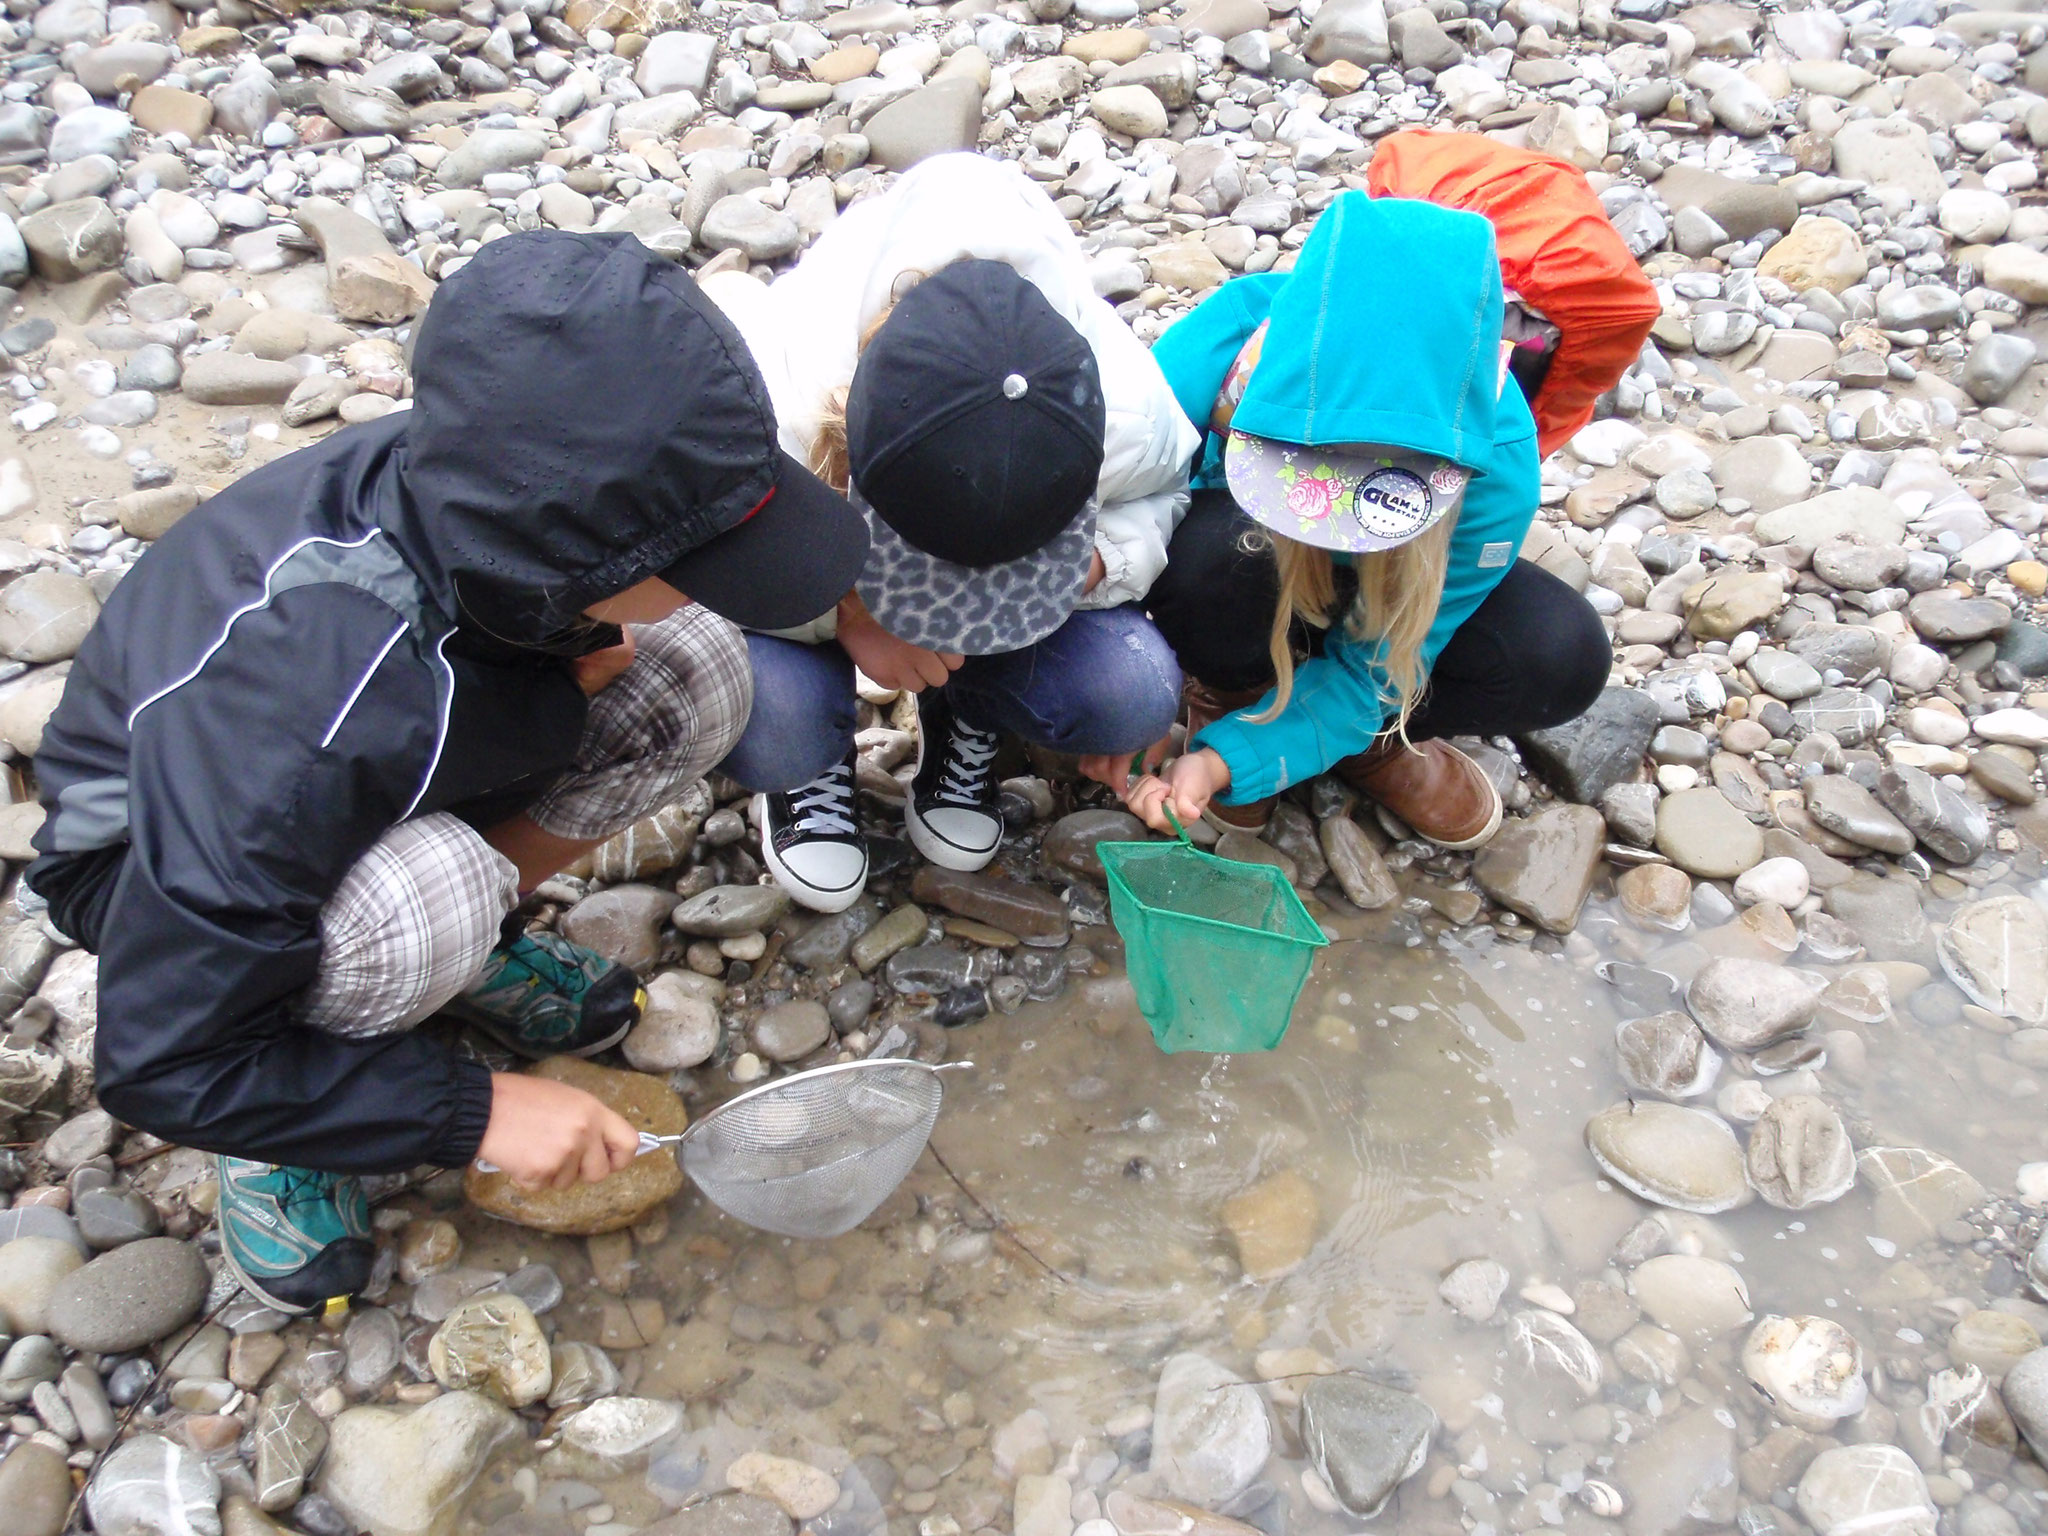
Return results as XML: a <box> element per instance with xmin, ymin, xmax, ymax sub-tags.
<box><xmin>1076</xmin><ymin>536</ymin><xmax>1132</xmax><ymax>611</ymax></box>
<box><xmin>430</xmin><ymin>1059</ymin><xmax>496</xmax><ymax>1168</ymax></box>
<box><xmin>1191</xmin><ymin>718</ymin><xmax>1276</xmax><ymax>806</ymax></box>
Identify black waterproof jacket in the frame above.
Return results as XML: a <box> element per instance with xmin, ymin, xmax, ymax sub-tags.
<box><xmin>29</xmin><ymin>234</ymin><xmax>783</xmax><ymax>1173</ymax></box>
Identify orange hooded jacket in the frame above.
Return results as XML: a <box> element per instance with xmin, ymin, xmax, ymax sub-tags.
<box><xmin>1367</xmin><ymin>130</ymin><xmax>1661</xmax><ymax>459</ymax></box>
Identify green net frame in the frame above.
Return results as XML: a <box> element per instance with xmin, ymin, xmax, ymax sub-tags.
<box><xmin>1099</xmin><ymin>833</ymin><xmax>1330</xmax><ymax>1054</ymax></box>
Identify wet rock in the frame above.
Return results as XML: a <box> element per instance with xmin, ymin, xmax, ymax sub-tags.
<box><xmin>1618</xmin><ymin>864</ymin><xmax>1693</xmax><ymax>931</ymax></box>
<box><xmin>0</xmin><ymin>1440</ymin><xmax>71</xmax><ymax>1536</ymax></box>
<box><xmin>1631</xmin><ymin>1254</ymin><xmax>1753</xmax><ymax>1338</ymax></box>
<box><xmin>47</xmin><ymin>1235</ymin><xmax>204</xmax><ymax>1351</ymax></box>
<box><xmin>1616</xmin><ymin>1012</ymin><xmax>1720</xmax><ymax>1099</ymax></box>
<box><xmin>1746</xmin><ymin>1094</ymin><xmax>1855</xmax><ymax>1210</ymax></box>
<box><xmin>1688</xmin><ymin>957</ymin><xmax>1819</xmax><ymax>1050</ymax></box>
<box><xmin>1655</xmin><ymin>788</ymin><xmax>1762</xmax><ymax>879</ymax></box>
<box><xmin>319</xmin><ymin>1393</ymin><xmax>519</xmax><ymax>1536</ymax></box>
<box><xmin>465</xmin><ymin>1058</ymin><xmax>685</xmax><ymax>1234</ymax></box>
<box><xmin>671</xmin><ymin>885</ymin><xmax>791</xmax><ymax>939</ymax></box>
<box><xmin>641</xmin><ymin>1496</ymin><xmax>793</xmax><ymax>1536</ymax></box>
<box><xmin>1796</xmin><ymin>1445</ymin><xmax>1935</xmax><ymax>1536</ymax></box>
<box><xmin>851</xmin><ymin>904</ymin><xmax>927</xmax><ymax>972</ymax></box>
<box><xmin>911</xmin><ymin>866</ymin><xmax>1068</xmax><ymax>945</ymax></box>
<box><xmin>1318</xmin><ymin>814</ymin><xmax>1396</xmax><ymax>909</ymax></box>
<box><xmin>727</xmin><ymin>1452</ymin><xmax>838</xmax><ymax>1522</ymax></box>
<box><xmin>1938</xmin><ymin>895</ymin><xmax>2048</xmax><ymax>1025</ymax></box>
<box><xmin>1874</xmin><ymin>764</ymin><xmax>1988</xmax><ymax>865</ymax></box>
<box><xmin>254</xmin><ymin>1382</ymin><xmax>326</xmax><ymax>1513</ymax></box>
<box><xmin>1741</xmin><ymin>1324</ymin><xmax>1865</xmax><ymax>1430</ymax></box>
<box><xmin>1518</xmin><ymin>688</ymin><xmax>1662</xmax><ymax>804</ymax></box>
<box><xmin>555</xmin><ymin>1395</ymin><xmax>681</xmax><ymax>1473</ymax></box>
<box><xmin>429</xmin><ymin>1293</ymin><xmax>551</xmax><ymax>1407</ymax></box>
<box><xmin>1950</xmin><ymin>1311</ymin><xmax>2040</xmax><ymax>1380</ymax></box>
<box><xmin>1220</xmin><ymin>1168</ymin><xmax>1318</xmax><ymax>1281</ymax></box>
<box><xmin>623</xmin><ymin>973</ymin><xmax>720</xmax><ymax>1073</ymax></box>
<box><xmin>1439</xmin><ymin>1258</ymin><xmax>1509</xmax><ymax>1322</ymax></box>
<box><xmin>1859</xmin><ymin>1146</ymin><xmax>1986</xmax><ymax>1247</ymax></box>
<box><xmin>750</xmin><ymin>1000</ymin><xmax>830</xmax><ymax>1063</ymax></box>
<box><xmin>1506</xmin><ymin>1308</ymin><xmax>1602</xmax><ymax>1397</ymax></box>
<box><xmin>89</xmin><ymin>1434</ymin><xmax>220</xmax><ymax>1536</ymax></box>
<box><xmin>561</xmin><ymin>884</ymin><xmax>677</xmax><ymax>971</ymax></box>
<box><xmin>1585</xmin><ymin>1102</ymin><xmax>1750</xmax><ymax>1214</ymax></box>
<box><xmin>2002</xmin><ymin>1348</ymin><xmax>2048</xmax><ymax>1462</ymax></box>
<box><xmin>0</xmin><ymin>1236</ymin><xmax>83</xmax><ymax>1334</ymax></box>
<box><xmin>1042</xmin><ymin>809</ymin><xmax>1147</xmax><ymax>880</ymax></box>
<box><xmin>1298</xmin><ymin>1375</ymin><xmax>1434</xmax><ymax>1518</ymax></box>
<box><xmin>1804</xmin><ymin>776</ymin><xmax>1914</xmax><ymax>855</ymax></box>
<box><xmin>1150</xmin><ymin>1353</ymin><xmax>1270</xmax><ymax>1506</ymax></box>
<box><xmin>1472</xmin><ymin>804</ymin><xmax>1605</xmax><ymax>933</ymax></box>
<box><xmin>1612</xmin><ymin>1408</ymin><xmax>1739</xmax><ymax>1536</ymax></box>
<box><xmin>181</xmin><ymin>352</ymin><xmax>301</xmax><ymax>406</ymax></box>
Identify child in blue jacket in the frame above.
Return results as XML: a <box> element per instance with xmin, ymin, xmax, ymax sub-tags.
<box><xmin>1097</xmin><ymin>194</ymin><xmax>1610</xmax><ymax>844</ymax></box>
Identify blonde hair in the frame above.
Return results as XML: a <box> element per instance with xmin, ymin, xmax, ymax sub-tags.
<box><xmin>810</xmin><ymin>269</ymin><xmax>929</xmax><ymax>493</ymax></box>
<box><xmin>1252</xmin><ymin>519</ymin><xmax>1455</xmax><ymax>737</ymax></box>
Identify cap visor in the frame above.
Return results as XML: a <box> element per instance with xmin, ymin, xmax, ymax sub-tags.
<box><xmin>1224</xmin><ymin>432</ymin><xmax>1462</xmax><ymax>554</ymax></box>
<box><xmin>856</xmin><ymin>495</ymin><xmax>1096</xmax><ymax>656</ymax></box>
<box><xmin>662</xmin><ymin>452</ymin><xmax>868</xmax><ymax>629</ymax></box>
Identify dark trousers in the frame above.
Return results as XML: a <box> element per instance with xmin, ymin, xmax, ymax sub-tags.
<box><xmin>1145</xmin><ymin>491</ymin><xmax>1611</xmax><ymax>742</ymax></box>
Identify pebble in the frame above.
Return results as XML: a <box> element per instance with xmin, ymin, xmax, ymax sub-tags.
<box><xmin>1584</xmin><ymin>1102</ymin><xmax>1750</xmax><ymax>1214</ymax></box>
<box><xmin>1150</xmin><ymin>1354</ymin><xmax>1270</xmax><ymax>1507</ymax></box>
<box><xmin>1297</xmin><ymin>1375</ymin><xmax>1434</xmax><ymax>1518</ymax></box>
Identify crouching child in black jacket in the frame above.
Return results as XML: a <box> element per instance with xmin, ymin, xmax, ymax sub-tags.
<box><xmin>23</xmin><ymin>233</ymin><xmax>869</xmax><ymax>1314</ymax></box>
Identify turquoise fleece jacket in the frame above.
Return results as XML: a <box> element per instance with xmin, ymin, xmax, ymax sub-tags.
<box><xmin>1150</xmin><ymin>192</ymin><xmax>1541</xmax><ymax>805</ymax></box>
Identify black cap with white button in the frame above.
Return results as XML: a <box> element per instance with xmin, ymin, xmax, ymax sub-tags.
<box><xmin>843</xmin><ymin>259</ymin><xmax>1108</xmax><ymax>656</ymax></box>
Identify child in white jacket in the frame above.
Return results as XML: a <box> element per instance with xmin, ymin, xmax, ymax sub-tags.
<box><xmin>705</xmin><ymin>153</ymin><xmax>1200</xmax><ymax>912</ymax></box>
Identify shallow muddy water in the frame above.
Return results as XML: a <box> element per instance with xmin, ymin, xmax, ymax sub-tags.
<box><xmin>418</xmin><ymin>888</ymin><xmax>2048</xmax><ymax>1536</ymax></box>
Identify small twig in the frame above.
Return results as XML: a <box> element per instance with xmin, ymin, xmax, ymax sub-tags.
<box><xmin>113</xmin><ymin>1142</ymin><xmax>177</xmax><ymax>1169</ymax></box>
<box><xmin>63</xmin><ymin>1288</ymin><xmax>239</xmax><ymax>1534</ymax></box>
<box><xmin>923</xmin><ymin>1141</ymin><xmax>1077</xmax><ymax>1286</ymax></box>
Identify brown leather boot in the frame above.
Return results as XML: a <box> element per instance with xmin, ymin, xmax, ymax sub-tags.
<box><xmin>1181</xmin><ymin>680</ymin><xmax>1275</xmax><ymax>832</ymax></box>
<box><xmin>1335</xmin><ymin>737</ymin><xmax>1503</xmax><ymax>851</ymax></box>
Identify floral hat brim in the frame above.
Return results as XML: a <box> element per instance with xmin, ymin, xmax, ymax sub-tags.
<box><xmin>1223</xmin><ymin>430</ymin><xmax>1468</xmax><ymax>555</ymax></box>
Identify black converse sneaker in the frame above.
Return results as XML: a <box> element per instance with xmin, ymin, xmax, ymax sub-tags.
<box><xmin>905</xmin><ymin>694</ymin><xmax>1003</xmax><ymax>872</ymax></box>
<box><xmin>755</xmin><ymin>749</ymin><xmax>868</xmax><ymax>913</ymax></box>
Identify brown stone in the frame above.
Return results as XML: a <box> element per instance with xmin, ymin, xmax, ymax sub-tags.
<box><xmin>464</xmin><ymin>1057</ymin><xmax>685</xmax><ymax>1235</ymax></box>
<box><xmin>130</xmin><ymin>86</ymin><xmax>214</xmax><ymax>140</ymax></box>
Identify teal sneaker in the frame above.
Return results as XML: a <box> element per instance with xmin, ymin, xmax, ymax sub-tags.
<box><xmin>216</xmin><ymin>1157</ymin><xmax>374</xmax><ymax>1316</ymax></box>
<box><xmin>445</xmin><ymin>929</ymin><xmax>642</xmax><ymax>1059</ymax></box>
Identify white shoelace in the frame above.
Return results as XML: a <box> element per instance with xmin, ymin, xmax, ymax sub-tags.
<box><xmin>934</xmin><ymin>722</ymin><xmax>1000</xmax><ymax>807</ymax></box>
<box><xmin>788</xmin><ymin>758</ymin><xmax>857</xmax><ymax>837</ymax></box>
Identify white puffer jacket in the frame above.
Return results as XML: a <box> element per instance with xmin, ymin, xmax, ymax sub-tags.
<box><xmin>701</xmin><ymin>152</ymin><xmax>1200</xmax><ymax>642</ymax></box>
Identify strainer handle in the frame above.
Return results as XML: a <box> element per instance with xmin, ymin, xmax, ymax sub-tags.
<box><xmin>475</xmin><ymin>1130</ymin><xmax>676</xmax><ymax>1175</ymax></box>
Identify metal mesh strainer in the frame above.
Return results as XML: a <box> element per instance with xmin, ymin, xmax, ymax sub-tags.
<box><xmin>478</xmin><ymin>1058</ymin><xmax>970</xmax><ymax>1239</ymax></box>
<box><xmin>679</xmin><ymin>1058</ymin><xmax>968</xmax><ymax>1237</ymax></box>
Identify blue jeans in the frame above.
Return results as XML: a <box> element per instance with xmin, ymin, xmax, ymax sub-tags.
<box><xmin>720</xmin><ymin>606</ymin><xmax>1183</xmax><ymax>792</ymax></box>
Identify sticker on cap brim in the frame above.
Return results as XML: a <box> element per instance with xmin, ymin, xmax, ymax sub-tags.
<box><xmin>1353</xmin><ymin>466</ymin><xmax>1436</xmax><ymax>541</ymax></box>
<box><xmin>1429</xmin><ymin>463</ymin><xmax>1469</xmax><ymax>498</ymax></box>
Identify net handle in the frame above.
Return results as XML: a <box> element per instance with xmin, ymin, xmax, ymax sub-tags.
<box><xmin>1163</xmin><ymin>803</ymin><xmax>1195</xmax><ymax>847</ymax></box>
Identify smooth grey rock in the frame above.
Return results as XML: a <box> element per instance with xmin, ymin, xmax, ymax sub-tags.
<box><xmin>1298</xmin><ymin>1376</ymin><xmax>1434</xmax><ymax>1518</ymax></box>
<box><xmin>1687</xmin><ymin>957</ymin><xmax>1818</xmax><ymax>1050</ymax></box>
<box><xmin>88</xmin><ymin>1434</ymin><xmax>221</xmax><ymax>1536</ymax></box>
<box><xmin>1874</xmin><ymin>763</ymin><xmax>1988</xmax><ymax>864</ymax></box>
<box><xmin>46</xmin><ymin>1235</ymin><xmax>207</xmax><ymax>1352</ymax></box>
<box><xmin>671</xmin><ymin>885</ymin><xmax>790</xmax><ymax>938</ymax></box>
<box><xmin>1519</xmin><ymin>687</ymin><xmax>1662</xmax><ymax>804</ymax></box>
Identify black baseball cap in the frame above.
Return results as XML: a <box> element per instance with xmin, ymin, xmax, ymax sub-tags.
<box><xmin>407</xmin><ymin>230</ymin><xmax>867</xmax><ymax>638</ymax></box>
<box><xmin>845</xmin><ymin>260</ymin><xmax>1106</xmax><ymax>655</ymax></box>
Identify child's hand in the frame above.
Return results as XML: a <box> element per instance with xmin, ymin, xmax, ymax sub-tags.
<box><xmin>840</xmin><ymin>609</ymin><xmax>962</xmax><ymax>693</ymax></box>
<box><xmin>572</xmin><ymin>629</ymin><xmax>636</xmax><ymax>697</ymax></box>
<box><xmin>1127</xmin><ymin>748</ymin><xmax>1232</xmax><ymax>834</ymax></box>
<box><xmin>478</xmin><ymin>1074</ymin><xmax>643</xmax><ymax>1189</ymax></box>
<box><xmin>1078</xmin><ymin>735</ymin><xmax>1170</xmax><ymax>795</ymax></box>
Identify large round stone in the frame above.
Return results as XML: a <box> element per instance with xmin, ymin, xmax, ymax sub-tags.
<box><xmin>46</xmin><ymin>1236</ymin><xmax>206</xmax><ymax>1352</ymax></box>
<box><xmin>1585</xmin><ymin>1102</ymin><xmax>1750</xmax><ymax>1213</ymax></box>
